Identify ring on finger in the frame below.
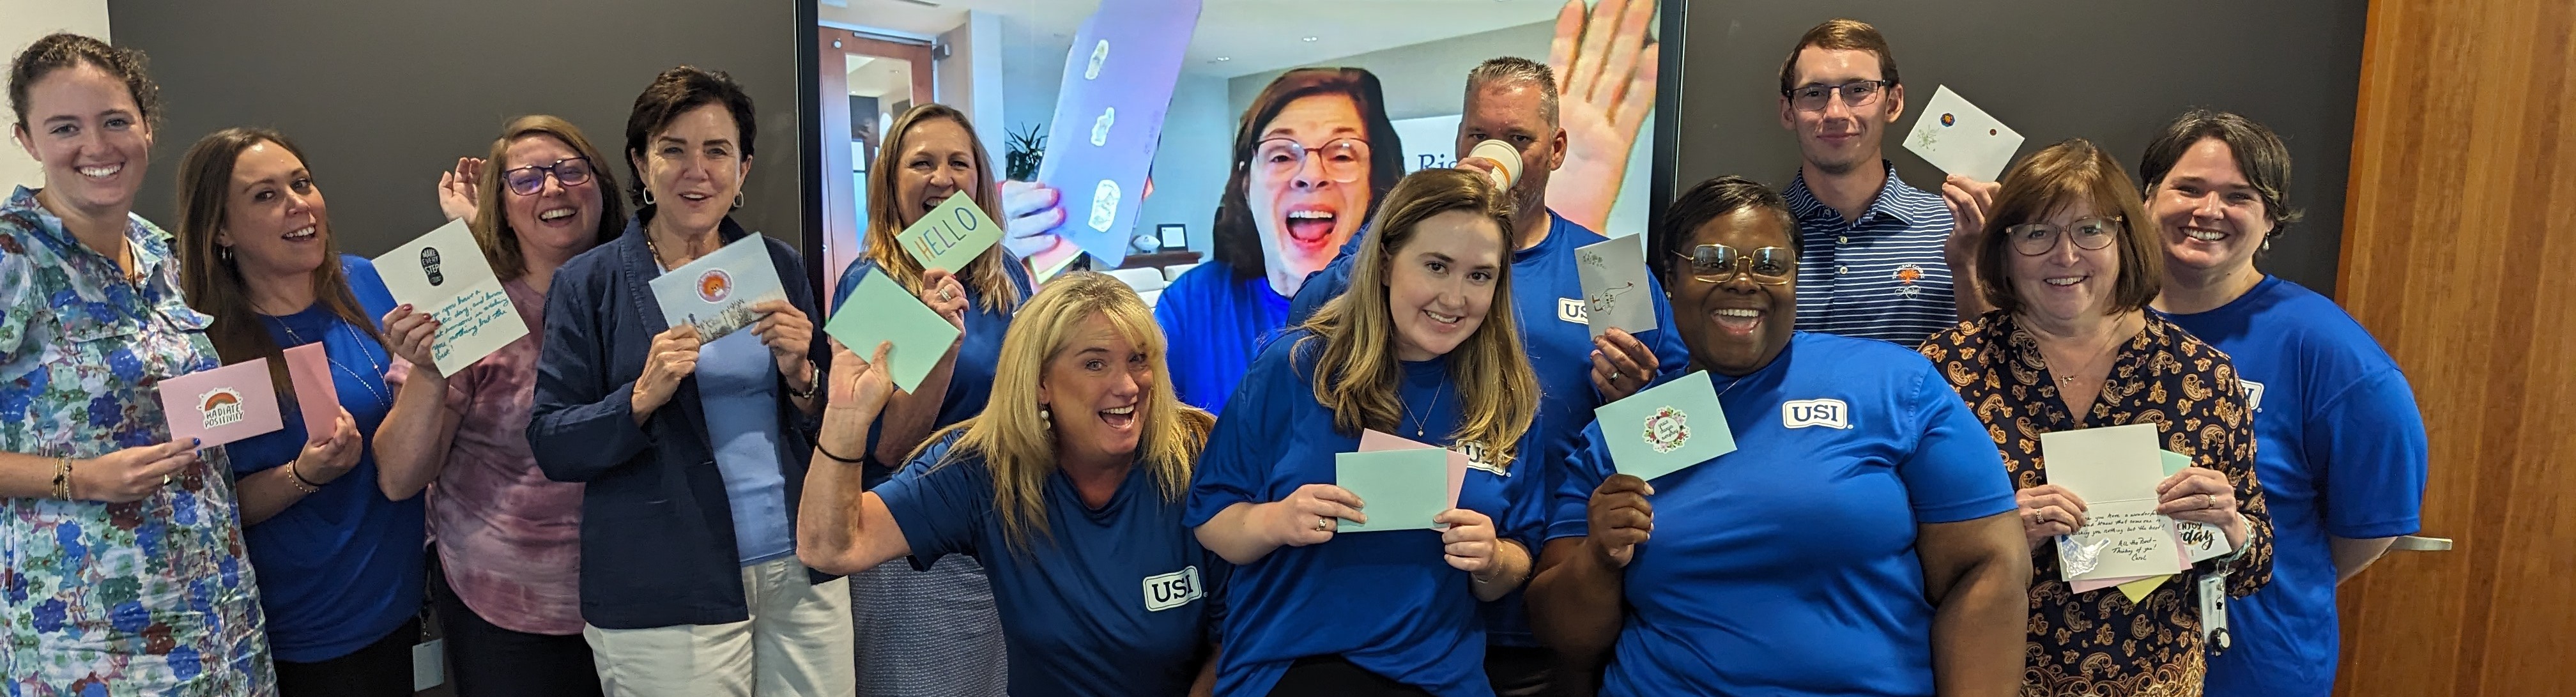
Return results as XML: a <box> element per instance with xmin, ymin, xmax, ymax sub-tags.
<box><xmin>1314</xmin><ymin>517</ymin><xmax>1331</xmax><ymax>532</ymax></box>
<box><xmin>939</xmin><ymin>287</ymin><xmax>955</xmax><ymax>302</ymax></box>
<box><xmin>2203</xmin><ymin>493</ymin><xmax>2218</xmax><ymax>509</ymax></box>
<box><xmin>1607</xmin><ymin>371</ymin><xmax>1621</xmax><ymax>381</ymax></box>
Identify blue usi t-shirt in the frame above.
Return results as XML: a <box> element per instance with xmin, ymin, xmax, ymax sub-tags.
<box><xmin>1284</xmin><ymin>211</ymin><xmax>1688</xmax><ymax>646</ymax></box>
<box><xmin>2158</xmin><ymin>276</ymin><xmax>2428</xmax><ymax>697</ymax></box>
<box><xmin>1153</xmin><ymin>263</ymin><xmax>1291</xmax><ymax>414</ymax></box>
<box><xmin>831</xmin><ymin>257</ymin><xmax>1031</xmax><ymax>483</ymax></box>
<box><xmin>1186</xmin><ymin>329</ymin><xmax>1544</xmax><ymax>697</ymax></box>
<box><xmin>226</xmin><ymin>254</ymin><xmax>425</xmax><ymax>663</ymax></box>
<box><xmin>1549</xmin><ymin>332</ymin><xmax>2014</xmax><ymax>696</ymax></box>
<box><xmin>877</xmin><ymin>434</ymin><xmax>1229</xmax><ymax>697</ymax></box>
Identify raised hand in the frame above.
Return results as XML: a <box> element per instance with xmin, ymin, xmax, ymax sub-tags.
<box><xmin>1545</xmin><ymin>0</ymin><xmax>1660</xmax><ymax>232</ymax></box>
<box><xmin>436</xmin><ymin>157</ymin><xmax>485</xmax><ymax>222</ymax></box>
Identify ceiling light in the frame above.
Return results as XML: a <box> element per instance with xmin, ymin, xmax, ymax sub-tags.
<box><xmin>1213</xmin><ymin>56</ymin><xmax>1232</xmax><ymax>62</ymax></box>
<box><xmin>1301</xmin><ymin>36</ymin><xmax>1318</xmax><ymax>42</ymax></box>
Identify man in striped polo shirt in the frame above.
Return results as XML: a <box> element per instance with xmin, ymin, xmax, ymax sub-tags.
<box><xmin>1774</xmin><ymin>19</ymin><xmax>1974</xmax><ymax>347</ymax></box>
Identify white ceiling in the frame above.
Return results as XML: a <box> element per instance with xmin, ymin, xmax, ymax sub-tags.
<box><xmin>845</xmin><ymin>54</ymin><xmax>916</xmax><ymax>100</ymax></box>
<box><xmin>820</xmin><ymin>0</ymin><xmax>1567</xmax><ymax>77</ymax></box>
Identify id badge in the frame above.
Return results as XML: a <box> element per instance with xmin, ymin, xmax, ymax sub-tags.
<box><xmin>2198</xmin><ymin>572</ymin><xmax>2230</xmax><ymax>655</ymax></box>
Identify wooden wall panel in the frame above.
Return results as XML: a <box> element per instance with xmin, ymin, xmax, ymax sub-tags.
<box><xmin>2333</xmin><ymin>0</ymin><xmax>2576</xmax><ymax>694</ymax></box>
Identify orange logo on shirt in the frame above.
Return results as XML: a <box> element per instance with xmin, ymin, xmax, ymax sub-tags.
<box><xmin>1894</xmin><ymin>264</ymin><xmax>1923</xmax><ymax>284</ymax></box>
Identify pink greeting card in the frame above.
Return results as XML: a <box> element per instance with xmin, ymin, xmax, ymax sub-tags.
<box><xmin>1359</xmin><ymin>429</ymin><xmax>1469</xmax><ymax>509</ymax></box>
<box><xmin>158</xmin><ymin>358</ymin><xmax>284</xmax><ymax>447</ymax></box>
<box><xmin>282</xmin><ymin>343</ymin><xmax>339</xmax><ymax>437</ymax></box>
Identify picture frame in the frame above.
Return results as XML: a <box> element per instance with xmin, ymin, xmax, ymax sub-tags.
<box><xmin>1156</xmin><ymin>223</ymin><xmax>1189</xmax><ymax>251</ymax></box>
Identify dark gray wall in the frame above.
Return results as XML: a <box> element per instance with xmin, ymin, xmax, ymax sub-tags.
<box><xmin>107</xmin><ymin>0</ymin><xmax>805</xmax><ymax>258</ymax></box>
<box><xmin>1669</xmin><ymin>1</ymin><xmax>2364</xmax><ymax>296</ymax></box>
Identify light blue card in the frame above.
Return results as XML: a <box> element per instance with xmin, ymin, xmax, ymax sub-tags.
<box><xmin>1597</xmin><ymin>371</ymin><xmax>1736</xmax><ymax>482</ymax></box>
<box><xmin>648</xmin><ymin>234</ymin><xmax>785</xmax><ymax>342</ymax></box>
<box><xmin>1334</xmin><ymin>449</ymin><xmax>1451</xmax><ymax>533</ymax></box>
<box><xmin>821</xmin><ymin>272</ymin><xmax>960</xmax><ymax>394</ymax></box>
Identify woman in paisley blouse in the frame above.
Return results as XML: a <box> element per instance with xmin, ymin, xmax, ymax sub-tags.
<box><xmin>1916</xmin><ymin>138</ymin><xmax>2273</xmax><ymax>697</ymax></box>
<box><xmin>0</xmin><ymin>33</ymin><xmax>274</xmax><ymax>694</ymax></box>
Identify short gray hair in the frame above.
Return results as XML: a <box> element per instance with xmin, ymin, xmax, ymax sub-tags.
<box><xmin>1464</xmin><ymin>57</ymin><xmax>1557</xmax><ymax>125</ymax></box>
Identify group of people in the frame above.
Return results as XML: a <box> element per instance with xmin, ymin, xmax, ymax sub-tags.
<box><xmin>0</xmin><ymin>16</ymin><xmax>2425</xmax><ymax>697</ymax></box>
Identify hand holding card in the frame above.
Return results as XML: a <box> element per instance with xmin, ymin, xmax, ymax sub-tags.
<box><xmin>1903</xmin><ymin>86</ymin><xmax>2025</xmax><ymax>182</ymax></box>
<box><xmin>158</xmin><ymin>358</ymin><xmax>284</xmax><ymax>447</ymax></box>
<box><xmin>374</xmin><ymin>220</ymin><xmax>528</xmax><ymax>373</ymax></box>
<box><xmin>1596</xmin><ymin>371</ymin><xmax>1735</xmax><ymax>482</ymax></box>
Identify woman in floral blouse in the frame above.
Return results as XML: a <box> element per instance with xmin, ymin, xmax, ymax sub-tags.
<box><xmin>0</xmin><ymin>33</ymin><xmax>273</xmax><ymax>695</ymax></box>
<box><xmin>1917</xmin><ymin>139</ymin><xmax>2273</xmax><ymax>697</ymax></box>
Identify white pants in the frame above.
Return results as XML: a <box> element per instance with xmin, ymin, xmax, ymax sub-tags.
<box><xmin>584</xmin><ymin>556</ymin><xmax>855</xmax><ymax>697</ymax></box>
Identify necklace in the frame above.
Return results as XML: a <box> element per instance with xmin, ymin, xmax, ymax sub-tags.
<box><xmin>1400</xmin><ymin>387</ymin><xmax>1443</xmax><ymax>438</ymax></box>
<box><xmin>643</xmin><ymin>230</ymin><xmax>711</xmax><ymax>272</ymax></box>
<box><xmin>273</xmin><ymin>316</ymin><xmax>391</xmax><ymax>411</ymax></box>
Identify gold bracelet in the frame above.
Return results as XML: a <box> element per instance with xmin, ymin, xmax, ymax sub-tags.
<box><xmin>50</xmin><ymin>456</ymin><xmax>74</xmax><ymax>500</ymax></box>
<box><xmin>284</xmin><ymin>460</ymin><xmax>321</xmax><ymax>494</ymax></box>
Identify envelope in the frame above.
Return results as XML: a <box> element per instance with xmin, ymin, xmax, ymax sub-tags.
<box><xmin>822</xmin><ymin>272</ymin><xmax>961</xmax><ymax>394</ymax></box>
<box><xmin>1903</xmin><ymin>85</ymin><xmax>2025</xmax><ymax>182</ymax></box>
<box><xmin>898</xmin><ymin>192</ymin><xmax>1004</xmax><ymax>274</ymax></box>
<box><xmin>374</xmin><ymin>220</ymin><xmax>528</xmax><ymax>372</ymax></box>
<box><xmin>282</xmin><ymin>343</ymin><xmax>339</xmax><ymax>437</ymax></box>
<box><xmin>1595</xmin><ymin>371</ymin><xmax>1735</xmax><ymax>482</ymax></box>
<box><xmin>1575</xmin><ymin>233</ymin><xmax>1657</xmax><ymax>338</ymax></box>
<box><xmin>649</xmin><ymin>234</ymin><xmax>787</xmax><ymax>342</ymax></box>
<box><xmin>158</xmin><ymin>358</ymin><xmax>284</xmax><ymax>447</ymax></box>
<box><xmin>1358</xmin><ymin>429</ymin><xmax>1468</xmax><ymax>509</ymax></box>
<box><xmin>1333</xmin><ymin>448</ymin><xmax>1450</xmax><ymax>533</ymax></box>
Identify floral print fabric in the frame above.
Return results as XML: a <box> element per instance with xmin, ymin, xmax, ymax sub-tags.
<box><xmin>0</xmin><ymin>186</ymin><xmax>273</xmax><ymax>696</ymax></box>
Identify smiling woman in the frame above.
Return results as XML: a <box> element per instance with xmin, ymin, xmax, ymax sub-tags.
<box><xmin>174</xmin><ymin>126</ymin><xmax>452</xmax><ymax>694</ymax></box>
<box><xmin>0</xmin><ymin>32</ymin><xmax>275</xmax><ymax>697</ymax></box>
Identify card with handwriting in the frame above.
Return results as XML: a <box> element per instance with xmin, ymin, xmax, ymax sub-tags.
<box><xmin>1903</xmin><ymin>85</ymin><xmax>2025</xmax><ymax>182</ymax></box>
<box><xmin>2053</xmin><ymin>497</ymin><xmax>2186</xmax><ymax>581</ymax></box>
<box><xmin>282</xmin><ymin>343</ymin><xmax>339</xmax><ymax>437</ymax></box>
<box><xmin>159</xmin><ymin>358</ymin><xmax>284</xmax><ymax>447</ymax></box>
<box><xmin>2162</xmin><ymin>450</ymin><xmax>2234</xmax><ymax>562</ymax></box>
<box><xmin>822</xmin><ymin>272</ymin><xmax>960</xmax><ymax>394</ymax></box>
<box><xmin>899</xmin><ymin>192</ymin><xmax>1004</xmax><ymax>274</ymax></box>
<box><xmin>1334</xmin><ymin>448</ymin><xmax>1450</xmax><ymax>533</ymax></box>
<box><xmin>1359</xmin><ymin>429</ymin><xmax>1467</xmax><ymax>509</ymax></box>
<box><xmin>1575</xmin><ymin>233</ymin><xmax>1656</xmax><ymax>339</ymax></box>
<box><xmin>374</xmin><ymin>220</ymin><xmax>527</xmax><ymax>373</ymax></box>
<box><xmin>1597</xmin><ymin>371</ymin><xmax>1735</xmax><ymax>482</ymax></box>
<box><xmin>650</xmin><ymin>235</ymin><xmax>787</xmax><ymax>342</ymax></box>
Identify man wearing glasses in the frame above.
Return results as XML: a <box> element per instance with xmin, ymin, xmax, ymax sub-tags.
<box><xmin>1775</xmin><ymin>19</ymin><xmax>1967</xmax><ymax>348</ymax></box>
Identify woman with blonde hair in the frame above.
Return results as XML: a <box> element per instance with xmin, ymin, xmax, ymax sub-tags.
<box><xmin>827</xmin><ymin>102</ymin><xmax>1030</xmax><ymax>696</ymax></box>
<box><xmin>377</xmin><ymin>114</ymin><xmax>627</xmax><ymax>696</ymax></box>
<box><xmin>1189</xmin><ymin>167</ymin><xmax>1543</xmax><ymax>696</ymax></box>
<box><xmin>799</xmin><ymin>272</ymin><xmax>1224</xmax><ymax>697</ymax></box>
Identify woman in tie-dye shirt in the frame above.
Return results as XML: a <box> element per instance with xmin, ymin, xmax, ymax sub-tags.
<box><xmin>0</xmin><ymin>33</ymin><xmax>273</xmax><ymax>696</ymax></box>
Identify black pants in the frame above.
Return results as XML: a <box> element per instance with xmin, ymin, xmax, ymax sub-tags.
<box><xmin>273</xmin><ymin>617</ymin><xmax>420</xmax><ymax>697</ymax></box>
<box><xmin>1485</xmin><ymin>645</ymin><xmax>1572</xmax><ymax>697</ymax></box>
<box><xmin>1266</xmin><ymin>655</ymin><xmax>1436</xmax><ymax>696</ymax></box>
<box><xmin>427</xmin><ymin>549</ymin><xmax>606</xmax><ymax>697</ymax></box>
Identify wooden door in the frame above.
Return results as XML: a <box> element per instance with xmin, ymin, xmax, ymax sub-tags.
<box><xmin>816</xmin><ymin>27</ymin><xmax>937</xmax><ymax>304</ymax></box>
<box><xmin>2332</xmin><ymin>0</ymin><xmax>2576</xmax><ymax>694</ymax></box>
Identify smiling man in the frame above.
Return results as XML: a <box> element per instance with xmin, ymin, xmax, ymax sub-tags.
<box><xmin>1774</xmin><ymin>19</ymin><xmax>1965</xmax><ymax>348</ymax></box>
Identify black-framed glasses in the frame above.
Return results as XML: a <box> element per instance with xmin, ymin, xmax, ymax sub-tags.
<box><xmin>1252</xmin><ymin>137</ymin><xmax>1369</xmax><ymax>183</ymax></box>
<box><xmin>2005</xmin><ymin>216</ymin><xmax>2124</xmax><ymax>256</ymax></box>
<box><xmin>502</xmin><ymin>157</ymin><xmax>594</xmax><ymax>195</ymax></box>
<box><xmin>1784</xmin><ymin>80</ymin><xmax>1892</xmax><ymax>112</ymax></box>
<box><xmin>1671</xmin><ymin>245</ymin><xmax>1797</xmax><ymax>285</ymax></box>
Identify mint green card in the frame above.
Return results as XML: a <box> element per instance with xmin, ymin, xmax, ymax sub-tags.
<box><xmin>1597</xmin><ymin>371</ymin><xmax>1736</xmax><ymax>482</ymax></box>
<box><xmin>1334</xmin><ymin>449</ymin><xmax>1452</xmax><ymax>533</ymax></box>
<box><xmin>898</xmin><ymin>191</ymin><xmax>1004</xmax><ymax>274</ymax></box>
<box><xmin>822</xmin><ymin>272</ymin><xmax>960</xmax><ymax>394</ymax></box>
<box><xmin>2159</xmin><ymin>450</ymin><xmax>2191</xmax><ymax>476</ymax></box>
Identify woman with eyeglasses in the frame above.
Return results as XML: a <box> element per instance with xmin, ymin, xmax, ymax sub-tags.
<box><xmin>530</xmin><ymin>66</ymin><xmax>848</xmax><ymax>694</ymax></box>
<box><xmin>174</xmin><ymin>125</ymin><xmax>450</xmax><ymax>694</ymax></box>
<box><xmin>1916</xmin><ymin>139</ymin><xmax>2271</xmax><ymax>697</ymax></box>
<box><xmin>1153</xmin><ymin>68</ymin><xmax>1402</xmax><ymax>415</ymax></box>
<box><xmin>1189</xmin><ymin>167</ymin><xmax>1541</xmax><ymax>696</ymax></box>
<box><xmin>1</xmin><ymin>33</ymin><xmax>275</xmax><ymax>695</ymax></box>
<box><xmin>1528</xmin><ymin>176</ymin><xmax>2028</xmax><ymax>696</ymax></box>
<box><xmin>374</xmin><ymin>115</ymin><xmax>628</xmax><ymax>696</ymax></box>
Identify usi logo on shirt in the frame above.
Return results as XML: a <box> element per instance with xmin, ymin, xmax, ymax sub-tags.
<box><xmin>1558</xmin><ymin>297</ymin><xmax>1586</xmax><ymax>324</ymax></box>
<box><xmin>1142</xmin><ymin>566</ymin><xmax>1204</xmax><ymax>612</ymax></box>
<box><xmin>1781</xmin><ymin>399</ymin><xmax>1851</xmax><ymax>429</ymax></box>
<box><xmin>2241</xmin><ymin>380</ymin><xmax>2266</xmax><ymax>412</ymax></box>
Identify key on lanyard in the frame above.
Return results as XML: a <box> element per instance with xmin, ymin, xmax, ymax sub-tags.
<box><xmin>2198</xmin><ymin>572</ymin><xmax>2231</xmax><ymax>655</ymax></box>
